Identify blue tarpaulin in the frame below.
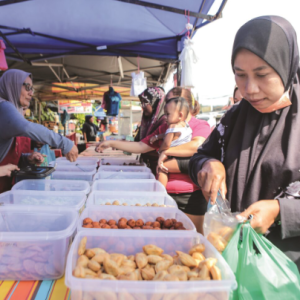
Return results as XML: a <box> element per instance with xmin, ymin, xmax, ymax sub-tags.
<box><xmin>0</xmin><ymin>0</ymin><xmax>225</xmax><ymax>62</ymax></box>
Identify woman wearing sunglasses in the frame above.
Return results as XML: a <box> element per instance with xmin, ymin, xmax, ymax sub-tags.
<box><xmin>0</xmin><ymin>69</ymin><xmax>78</xmax><ymax>193</ymax></box>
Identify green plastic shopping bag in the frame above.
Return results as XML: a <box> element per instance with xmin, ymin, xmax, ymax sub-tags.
<box><xmin>223</xmin><ymin>222</ymin><xmax>300</xmax><ymax>300</ymax></box>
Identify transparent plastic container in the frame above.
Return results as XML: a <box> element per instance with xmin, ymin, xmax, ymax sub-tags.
<box><xmin>54</xmin><ymin>164</ymin><xmax>97</xmax><ymax>172</ymax></box>
<box><xmin>92</xmin><ymin>179</ymin><xmax>166</xmax><ymax>193</ymax></box>
<box><xmin>12</xmin><ymin>179</ymin><xmax>90</xmax><ymax>195</ymax></box>
<box><xmin>0</xmin><ymin>206</ymin><xmax>78</xmax><ymax>281</ymax></box>
<box><xmin>94</xmin><ymin>172</ymin><xmax>155</xmax><ymax>180</ymax></box>
<box><xmin>0</xmin><ymin>190</ymin><xmax>86</xmax><ymax>213</ymax></box>
<box><xmin>51</xmin><ymin>170</ymin><xmax>96</xmax><ymax>184</ymax></box>
<box><xmin>100</xmin><ymin>157</ymin><xmax>145</xmax><ymax>167</ymax></box>
<box><xmin>65</xmin><ymin>230</ymin><xmax>237</xmax><ymax>300</ymax></box>
<box><xmin>98</xmin><ymin>165</ymin><xmax>151</xmax><ymax>173</ymax></box>
<box><xmin>78</xmin><ymin>205</ymin><xmax>195</xmax><ymax>232</ymax></box>
<box><xmin>57</xmin><ymin>157</ymin><xmax>100</xmax><ymax>165</ymax></box>
<box><xmin>86</xmin><ymin>191</ymin><xmax>177</xmax><ymax>208</ymax></box>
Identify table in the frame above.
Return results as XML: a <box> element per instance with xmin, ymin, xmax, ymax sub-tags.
<box><xmin>0</xmin><ymin>277</ymin><xmax>70</xmax><ymax>300</ymax></box>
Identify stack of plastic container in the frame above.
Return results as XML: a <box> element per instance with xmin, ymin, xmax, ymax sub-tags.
<box><xmin>63</xmin><ymin>156</ymin><xmax>237</xmax><ymax>299</ymax></box>
<box><xmin>51</xmin><ymin>158</ymin><xmax>98</xmax><ymax>185</ymax></box>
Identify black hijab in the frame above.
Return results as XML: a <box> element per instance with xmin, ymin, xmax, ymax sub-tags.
<box><xmin>224</xmin><ymin>16</ymin><xmax>300</xmax><ymax>211</ymax></box>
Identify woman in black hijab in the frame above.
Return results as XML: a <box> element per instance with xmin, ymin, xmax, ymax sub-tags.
<box><xmin>82</xmin><ymin>115</ymin><xmax>98</xmax><ymax>142</ymax></box>
<box><xmin>189</xmin><ymin>16</ymin><xmax>300</xmax><ymax>269</ymax></box>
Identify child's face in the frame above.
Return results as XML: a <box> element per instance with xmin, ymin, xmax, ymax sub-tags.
<box><xmin>164</xmin><ymin>101</ymin><xmax>182</xmax><ymax>125</ymax></box>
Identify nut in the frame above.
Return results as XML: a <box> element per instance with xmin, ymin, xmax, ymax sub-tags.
<box><xmin>112</xmin><ymin>200</ymin><xmax>120</xmax><ymax>206</ymax></box>
<box><xmin>171</xmin><ymin>219</ymin><xmax>177</xmax><ymax>225</ymax></box>
<box><xmin>152</xmin><ymin>203</ymin><xmax>159</xmax><ymax>207</ymax></box>
<box><xmin>127</xmin><ymin>219</ymin><xmax>136</xmax><ymax>228</ymax></box>
<box><xmin>99</xmin><ymin>219</ymin><xmax>107</xmax><ymax>225</ymax></box>
<box><xmin>83</xmin><ymin>224</ymin><xmax>93</xmax><ymax>228</ymax></box>
<box><xmin>92</xmin><ymin>222</ymin><xmax>100</xmax><ymax>227</ymax></box>
<box><xmin>156</xmin><ymin>217</ymin><xmax>165</xmax><ymax>224</ymax></box>
<box><xmin>174</xmin><ymin>222</ymin><xmax>183</xmax><ymax>229</ymax></box>
<box><xmin>135</xmin><ymin>219</ymin><xmax>144</xmax><ymax>227</ymax></box>
<box><xmin>122</xmin><ymin>203</ymin><xmax>128</xmax><ymax>206</ymax></box>
<box><xmin>145</xmin><ymin>221</ymin><xmax>152</xmax><ymax>227</ymax></box>
<box><xmin>118</xmin><ymin>220</ymin><xmax>127</xmax><ymax>229</ymax></box>
<box><xmin>105</xmin><ymin>202</ymin><xmax>111</xmax><ymax>205</ymax></box>
<box><xmin>135</xmin><ymin>203</ymin><xmax>142</xmax><ymax>206</ymax></box>
<box><xmin>152</xmin><ymin>221</ymin><xmax>161</xmax><ymax>228</ymax></box>
<box><xmin>107</xmin><ymin>220</ymin><xmax>117</xmax><ymax>226</ymax></box>
<box><xmin>163</xmin><ymin>219</ymin><xmax>172</xmax><ymax>229</ymax></box>
<box><xmin>111</xmin><ymin>225</ymin><xmax>118</xmax><ymax>229</ymax></box>
<box><xmin>83</xmin><ymin>218</ymin><xmax>93</xmax><ymax>225</ymax></box>
<box><xmin>102</xmin><ymin>224</ymin><xmax>111</xmax><ymax>229</ymax></box>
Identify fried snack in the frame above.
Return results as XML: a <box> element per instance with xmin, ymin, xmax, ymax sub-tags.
<box><xmin>176</xmin><ymin>252</ymin><xmax>198</xmax><ymax>268</ymax></box>
<box><xmin>155</xmin><ymin>260</ymin><xmax>173</xmax><ymax>273</ymax></box>
<box><xmin>172</xmin><ymin>270</ymin><xmax>188</xmax><ymax>281</ymax></box>
<box><xmin>127</xmin><ymin>255</ymin><xmax>135</xmax><ymax>261</ymax></box>
<box><xmin>110</xmin><ymin>253</ymin><xmax>126</xmax><ymax>267</ymax></box>
<box><xmin>210</xmin><ymin>265</ymin><xmax>222</xmax><ymax>280</ymax></box>
<box><xmin>98</xmin><ymin>273</ymin><xmax>117</xmax><ymax>280</ymax></box>
<box><xmin>143</xmin><ymin>245</ymin><xmax>163</xmax><ymax>256</ymax></box>
<box><xmin>119</xmin><ymin>266</ymin><xmax>136</xmax><ymax>275</ymax></box>
<box><xmin>108</xmin><ymin>220</ymin><xmax>117</xmax><ymax>226</ymax></box>
<box><xmin>78</xmin><ymin>237</ymin><xmax>87</xmax><ymax>256</ymax></box>
<box><xmin>135</xmin><ymin>219</ymin><xmax>144</xmax><ymax>227</ymax></box>
<box><xmin>112</xmin><ymin>200</ymin><xmax>120</xmax><ymax>205</ymax></box>
<box><xmin>153</xmin><ymin>270</ymin><xmax>168</xmax><ymax>281</ymax></box>
<box><xmin>135</xmin><ymin>253</ymin><xmax>148</xmax><ymax>269</ymax></box>
<box><xmin>118</xmin><ymin>271</ymin><xmax>138</xmax><ymax>281</ymax></box>
<box><xmin>73</xmin><ymin>265</ymin><xmax>85</xmax><ymax>278</ymax></box>
<box><xmin>198</xmin><ymin>265</ymin><xmax>211</xmax><ymax>280</ymax></box>
<box><xmin>87</xmin><ymin>260</ymin><xmax>101</xmax><ymax>272</ymax></box>
<box><xmin>103</xmin><ymin>258</ymin><xmax>120</xmax><ymax>277</ymax></box>
<box><xmin>163</xmin><ymin>274</ymin><xmax>180</xmax><ymax>281</ymax></box>
<box><xmin>134</xmin><ymin>269</ymin><xmax>143</xmax><ymax>281</ymax></box>
<box><xmin>99</xmin><ymin>219</ymin><xmax>107</xmax><ymax>224</ymax></box>
<box><xmin>122</xmin><ymin>260</ymin><xmax>137</xmax><ymax>269</ymax></box>
<box><xmin>218</xmin><ymin>227</ymin><xmax>234</xmax><ymax>242</ymax></box>
<box><xmin>188</xmin><ymin>244</ymin><xmax>205</xmax><ymax>255</ymax></box>
<box><xmin>161</xmin><ymin>254</ymin><xmax>174</xmax><ymax>263</ymax></box>
<box><xmin>92</xmin><ymin>253</ymin><xmax>110</xmax><ymax>264</ymax></box>
<box><xmin>84</xmin><ymin>267</ymin><xmax>98</xmax><ymax>276</ymax></box>
<box><xmin>168</xmin><ymin>265</ymin><xmax>186</xmax><ymax>274</ymax></box>
<box><xmin>141</xmin><ymin>267</ymin><xmax>155</xmax><ymax>280</ymax></box>
<box><xmin>207</xmin><ymin>233</ymin><xmax>227</xmax><ymax>252</ymax></box>
<box><xmin>147</xmin><ymin>255</ymin><xmax>163</xmax><ymax>264</ymax></box>
<box><xmin>83</xmin><ymin>218</ymin><xmax>93</xmax><ymax>225</ymax></box>
<box><xmin>77</xmin><ymin>255</ymin><xmax>89</xmax><ymax>268</ymax></box>
<box><xmin>85</xmin><ymin>249</ymin><xmax>96</xmax><ymax>258</ymax></box>
<box><xmin>187</xmin><ymin>271</ymin><xmax>199</xmax><ymax>279</ymax></box>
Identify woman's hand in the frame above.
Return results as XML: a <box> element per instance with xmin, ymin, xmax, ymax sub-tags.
<box><xmin>65</xmin><ymin>145</ymin><xmax>78</xmax><ymax>162</ymax></box>
<box><xmin>149</xmin><ymin>136</ymin><xmax>157</xmax><ymax>145</ymax></box>
<box><xmin>237</xmin><ymin>200</ymin><xmax>280</xmax><ymax>234</ymax></box>
<box><xmin>197</xmin><ymin>159</ymin><xmax>227</xmax><ymax>204</ymax></box>
<box><xmin>27</xmin><ymin>152</ymin><xmax>45</xmax><ymax>165</ymax></box>
<box><xmin>0</xmin><ymin>164</ymin><xmax>19</xmax><ymax>177</ymax></box>
<box><xmin>95</xmin><ymin>141</ymin><xmax>111</xmax><ymax>153</ymax></box>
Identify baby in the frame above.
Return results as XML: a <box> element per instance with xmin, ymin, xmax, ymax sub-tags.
<box><xmin>150</xmin><ymin>97</ymin><xmax>192</xmax><ymax>187</ymax></box>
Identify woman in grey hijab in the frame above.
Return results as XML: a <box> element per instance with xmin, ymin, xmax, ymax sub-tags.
<box><xmin>0</xmin><ymin>69</ymin><xmax>78</xmax><ymax>192</ymax></box>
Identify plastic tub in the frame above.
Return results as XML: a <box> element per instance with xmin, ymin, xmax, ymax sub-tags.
<box><xmin>78</xmin><ymin>205</ymin><xmax>195</xmax><ymax>232</ymax></box>
<box><xmin>86</xmin><ymin>191</ymin><xmax>177</xmax><ymax>208</ymax></box>
<box><xmin>92</xmin><ymin>179</ymin><xmax>165</xmax><ymax>192</ymax></box>
<box><xmin>0</xmin><ymin>206</ymin><xmax>78</xmax><ymax>281</ymax></box>
<box><xmin>100</xmin><ymin>157</ymin><xmax>145</xmax><ymax>167</ymax></box>
<box><xmin>0</xmin><ymin>190</ymin><xmax>86</xmax><ymax>213</ymax></box>
<box><xmin>98</xmin><ymin>165</ymin><xmax>151</xmax><ymax>173</ymax></box>
<box><xmin>54</xmin><ymin>164</ymin><xmax>97</xmax><ymax>172</ymax></box>
<box><xmin>12</xmin><ymin>179</ymin><xmax>90</xmax><ymax>195</ymax></box>
<box><xmin>51</xmin><ymin>170</ymin><xmax>96</xmax><ymax>184</ymax></box>
<box><xmin>65</xmin><ymin>230</ymin><xmax>237</xmax><ymax>300</ymax></box>
<box><xmin>94</xmin><ymin>172</ymin><xmax>155</xmax><ymax>180</ymax></box>
<box><xmin>56</xmin><ymin>157</ymin><xmax>99</xmax><ymax>164</ymax></box>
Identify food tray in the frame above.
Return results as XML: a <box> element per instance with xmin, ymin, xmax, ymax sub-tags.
<box><xmin>78</xmin><ymin>205</ymin><xmax>196</xmax><ymax>232</ymax></box>
<box><xmin>0</xmin><ymin>190</ymin><xmax>86</xmax><ymax>213</ymax></box>
<box><xmin>65</xmin><ymin>230</ymin><xmax>237</xmax><ymax>300</ymax></box>
<box><xmin>0</xmin><ymin>206</ymin><xmax>78</xmax><ymax>281</ymax></box>
<box><xmin>12</xmin><ymin>179</ymin><xmax>90</xmax><ymax>195</ymax></box>
<box><xmin>91</xmin><ymin>179</ymin><xmax>166</xmax><ymax>193</ymax></box>
<box><xmin>54</xmin><ymin>164</ymin><xmax>97</xmax><ymax>172</ymax></box>
<box><xmin>100</xmin><ymin>157</ymin><xmax>145</xmax><ymax>167</ymax></box>
<box><xmin>86</xmin><ymin>191</ymin><xmax>177</xmax><ymax>208</ymax></box>
<box><xmin>51</xmin><ymin>170</ymin><xmax>96</xmax><ymax>185</ymax></box>
<box><xmin>98</xmin><ymin>165</ymin><xmax>151</xmax><ymax>173</ymax></box>
<box><xmin>94</xmin><ymin>172</ymin><xmax>155</xmax><ymax>180</ymax></box>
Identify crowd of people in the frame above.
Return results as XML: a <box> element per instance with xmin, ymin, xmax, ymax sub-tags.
<box><xmin>0</xmin><ymin>15</ymin><xmax>299</xmax><ymax>271</ymax></box>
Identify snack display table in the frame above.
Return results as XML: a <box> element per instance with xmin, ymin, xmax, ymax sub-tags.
<box><xmin>0</xmin><ymin>277</ymin><xmax>70</xmax><ymax>300</ymax></box>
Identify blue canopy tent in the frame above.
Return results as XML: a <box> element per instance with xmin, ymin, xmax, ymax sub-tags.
<box><xmin>0</xmin><ymin>0</ymin><xmax>227</xmax><ymax>97</ymax></box>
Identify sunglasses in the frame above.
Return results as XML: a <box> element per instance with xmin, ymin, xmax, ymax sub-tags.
<box><xmin>23</xmin><ymin>83</ymin><xmax>35</xmax><ymax>93</ymax></box>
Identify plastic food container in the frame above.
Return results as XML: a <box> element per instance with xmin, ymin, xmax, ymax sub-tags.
<box><xmin>78</xmin><ymin>205</ymin><xmax>195</xmax><ymax>231</ymax></box>
<box><xmin>51</xmin><ymin>170</ymin><xmax>96</xmax><ymax>185</ymax></box>
<box><xmin>94</xmin><ymin>172</ymin><xmax>155</xmax><ymax>180</ymax></box>
<box><xmin>0</xmin><ymin>190</ymin><xmax>86</xmax><ymax>214</ymax></box>
<box><xmin>56</xmin><ymin>157</ymin><xmax>99</xmax><ymax>164</ymax></box>
<box><xmin>92</xmin><ymin>179</ymin><xmax>166</xmax><ymax>193</ymax></box>
<box><xmin>0</xmin><ymin>206</ymin><xmax>78</xmax><ymax>281</ymax></box>
<box><xmin>65</xmin><ymin>230</ymin><xmax>237</xmax><ymax>300</ymax></box>
<box><xmin>86</xmin><ymin>191</ymin><xmax>177</xmax><ymax>208</ymax></box>
<box><xmin>100</xmin><ymin>157</ymin><xmax>145</xmax><ymax>167</ymax></box>
<box><xmin>98</xmin><ymin>165</ymin><xmax>151</xmax><ymax>173</ymax></box>
<box><xmin>54</xmin><ymin>164</ymin><xmax>97</xmax><ymax>172</ymax></box>
<box><xmin>12</xmin><ymin>179</ymin><xmax>90</xmax><ymax>195</ymax></box>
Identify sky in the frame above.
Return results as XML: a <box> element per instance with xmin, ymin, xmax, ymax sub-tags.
<box><xmin>192</xmin><ymin>0</ymin><xmax>300</xmax><ymax>106</ymax></box>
